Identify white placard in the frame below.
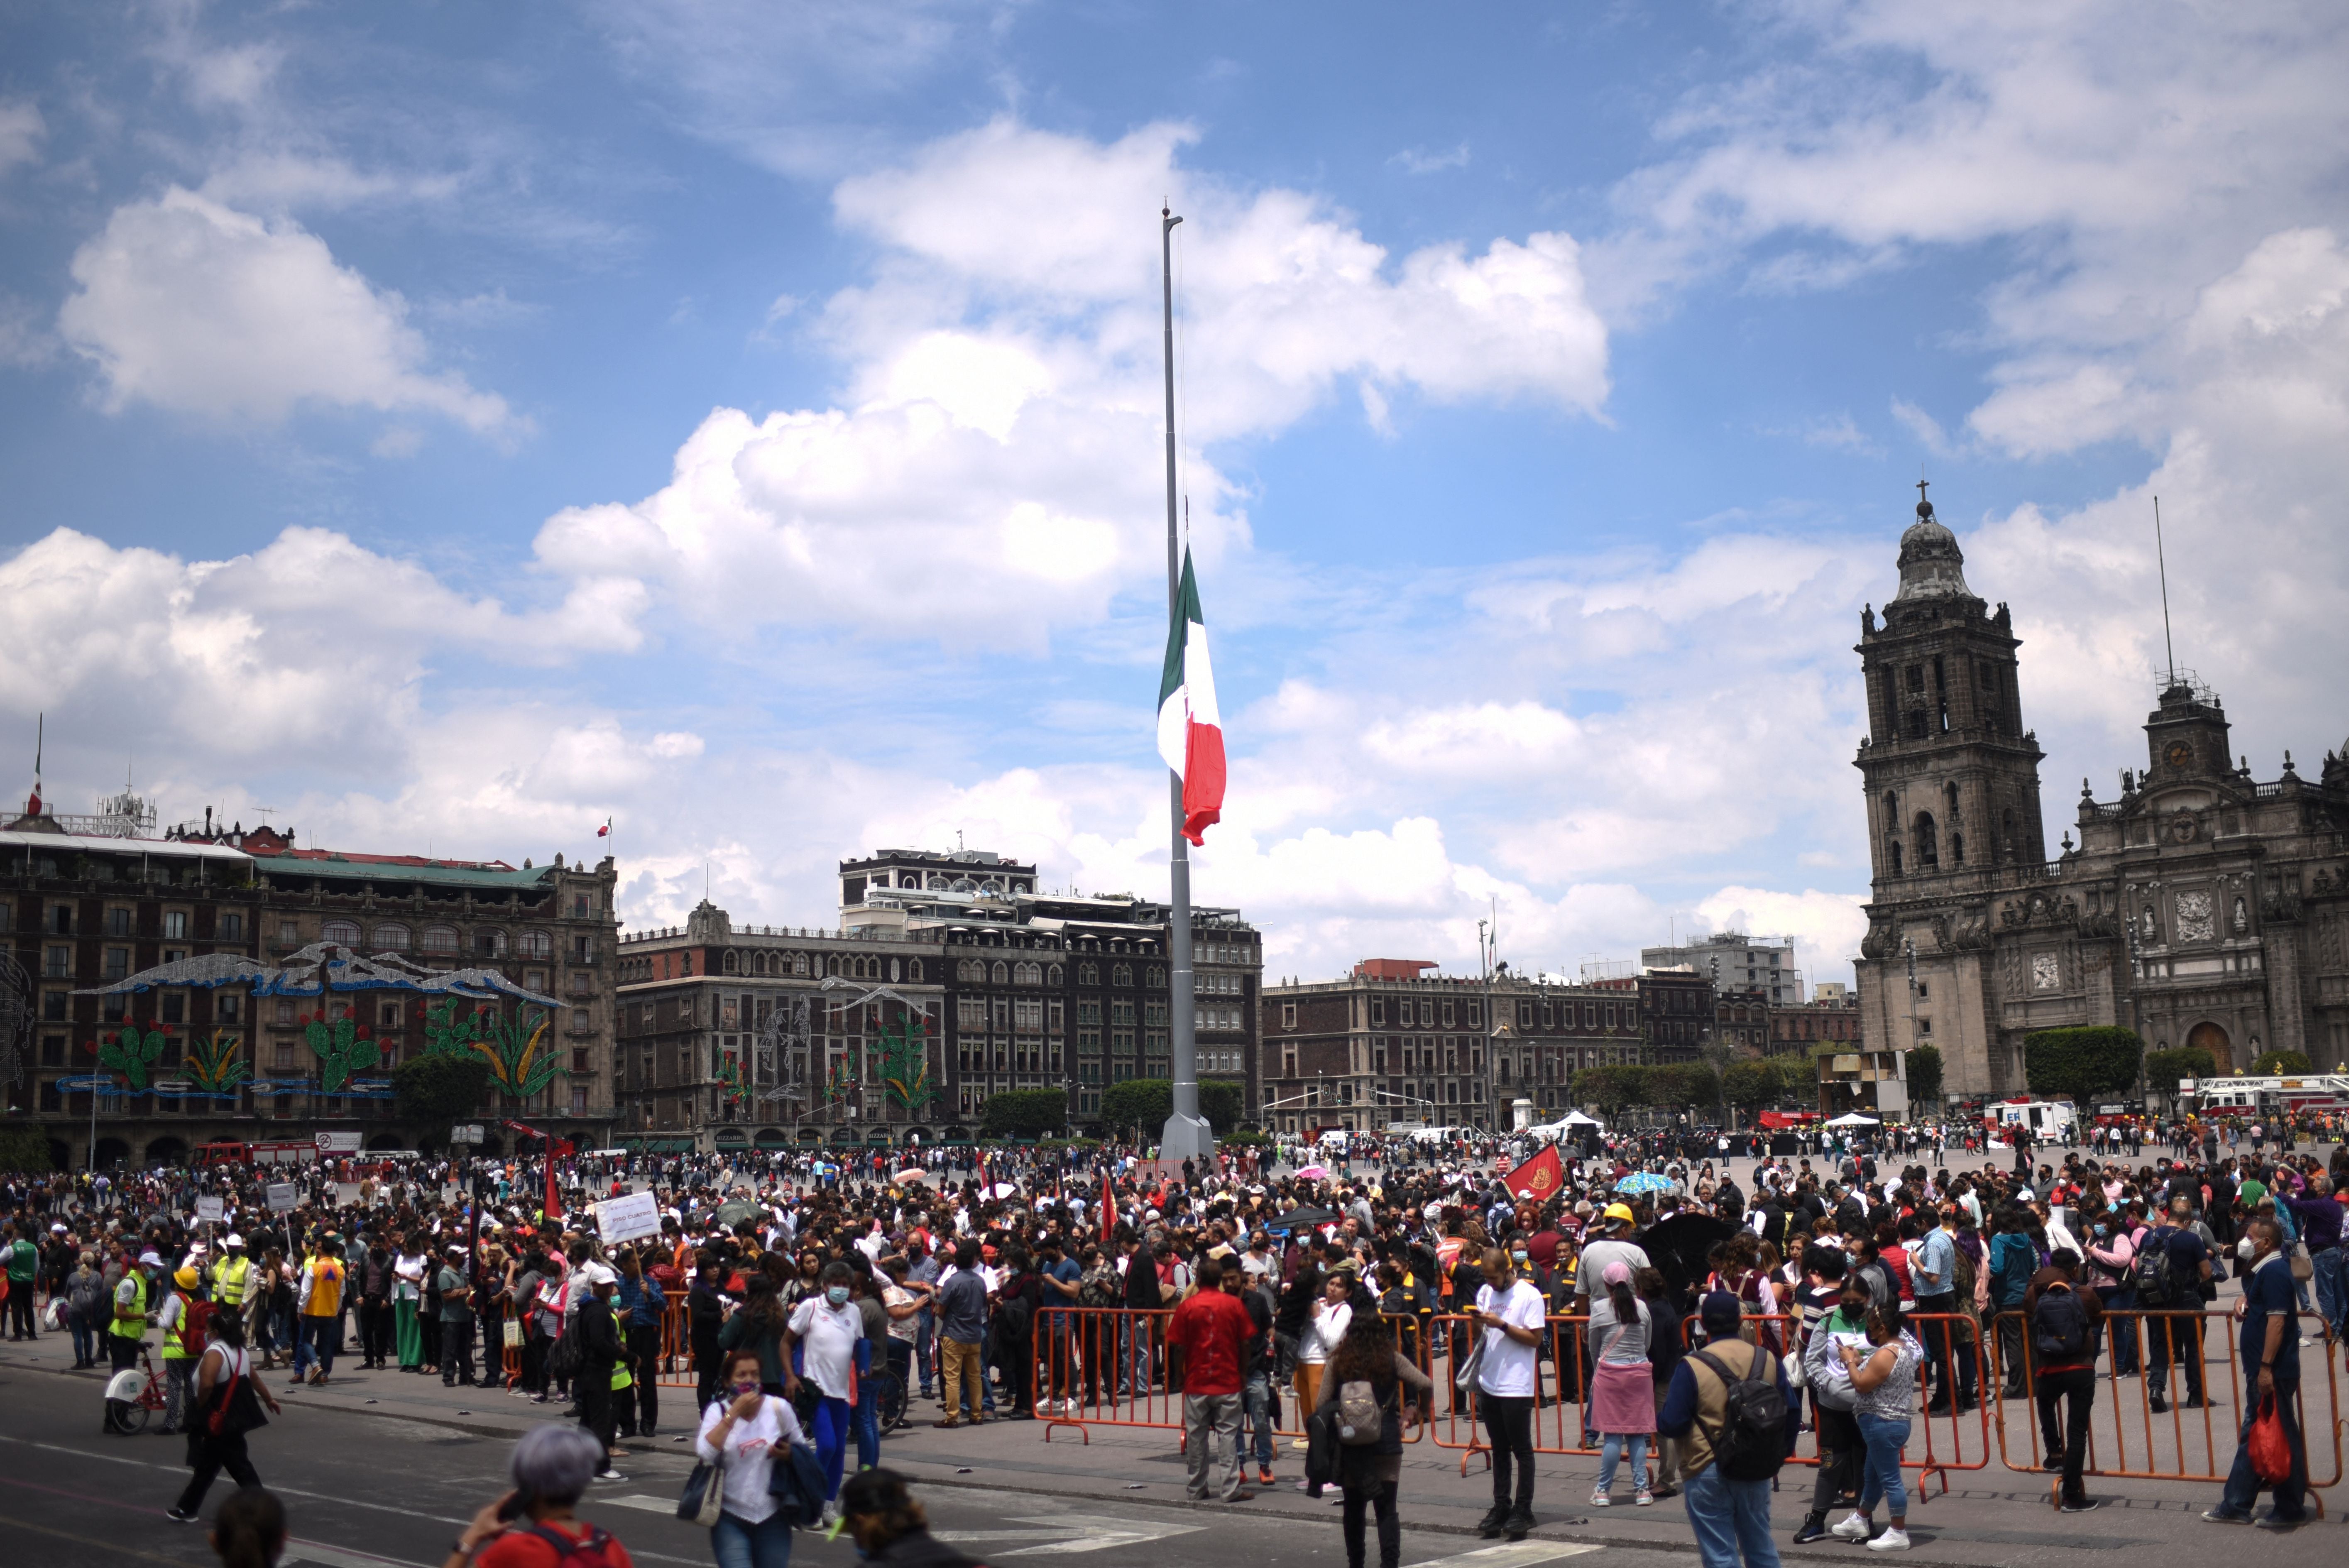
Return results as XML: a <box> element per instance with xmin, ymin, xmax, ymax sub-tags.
<box><xmin>315</xmin><ymin>1130</ymin><xmax>362</xmax><ymax>1154</ymax></box>
<box><xmin>595</xmin><ymin>1189</ymin><xmax>662</xmax><ymax>1245</ymax></box>
<box><xmin>195</xmin><ymin>1196</ymin><xmax>225</xmax><ymax>1223</ymax></box>
<box><xmin>266</xmin><ymin>1182</ymin><xmax>299</xmax><ymax>1212</ymax></box>
<box><xmin>450</xmin><ymin>1123</ymin><xmax>485</xmax><ymax>1144</ymax></box>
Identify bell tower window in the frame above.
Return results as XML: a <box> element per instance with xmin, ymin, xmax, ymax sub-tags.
<box><xmin>1915</xmin><ymin>811</ymin><xmax>1938</xmax><ymax>870</ymax></box>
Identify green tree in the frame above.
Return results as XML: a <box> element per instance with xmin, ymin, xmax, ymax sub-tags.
<box><xmin>1905</xmin><ymin>1044</ymin><xmax>1944</xmax><ymax>1110</ymax></box>
<box><xmin>1723</xmin><ymin>1061</ymin><xmax>1777</xmax><ymax>1113</ymax></box>
<box><xmin>1098</xmin><ymin>1078</ymin><xmax>1174</xmax><ymax>1136</ymax></box>
<box><xmin>1576</xmin><ymin>1064</ymin><xmax>1645</xmax><ymax>1117</ymax></box>
<box><xmin>2250</xmin><ymin>1049</ymin><xmax>2311</xmax><ymax>1075</ymax></box>
<box><xmin>392</xmin><ymin>1052</ymin><xmax>493</xmax><ymax>1140</ymax></box>
<box><xmin>2143</xmin><ymin>1045</ymin><xmax>2217</xmax><ymax>1095</ymax></box>
<box><xmin>1647</xmin><ymin>1064</ymin><xmax>1718</xmax><ymax>1111</ymax></box>
<box><xmin>0</xmin><ymin>1128</ymin><xmax>56</xmax><ymax>1173</ymax></box>
<box><xmin>2023</xmin><ymin>1026</ymin><xmax>2144</xmax><ymax>1103</ymax></box>
<box><xmin>981</xmin><ymin>1088</ymin><xmax>1068</xmax><ymax>1139</ymax></box>
<box><xmin>1198</xmin><ymin>1077</ymin><xmax>1246</xmax><ymax>1134</ymax></box>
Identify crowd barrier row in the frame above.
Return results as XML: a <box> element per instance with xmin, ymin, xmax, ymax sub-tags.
<box><xmin>1013</xmin><ymin>1304</ymin><xmax>2342</xmax><ymax>1507</ymax></box>
<box><xmin>577</xmin><ymin>1291</ymin><xmax>2342</xmax><ymax>1509</ymax></box>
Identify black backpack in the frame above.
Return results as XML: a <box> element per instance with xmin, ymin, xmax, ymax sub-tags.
<box><xmin>2129</xmin><ymin>1233</ymin><xmax>2175</xmax><ymax>1306</ymax></box>
<box><xmin>2032</xmin><ymin>1284</ymin><xmax>2090</xmax><ymax>1361</ymax></box>
<box><xmin>1691</xmin><ymin>1342</ymin><xmax>1789</xmax><ymax>1482</ymax></box>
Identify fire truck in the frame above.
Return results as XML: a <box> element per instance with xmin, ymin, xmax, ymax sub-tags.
<box><xmin>2180</xmin><ymin>1075</ymin><xmax>2349</xmax><ymax>1117</ymax></box>
<box><xmin>191</xmin><ymin>1140</ymin><xmax>321</xmax><ymax>1168</ymax></box>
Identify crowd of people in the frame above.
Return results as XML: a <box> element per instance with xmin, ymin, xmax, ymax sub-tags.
<box><xmin>1</xmin><ymin>1113</ymin><xmax>2343</xmax><ymax>1568</ymax></box>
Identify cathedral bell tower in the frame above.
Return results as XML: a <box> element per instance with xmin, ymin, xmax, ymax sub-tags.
<box><xmin>1854</xmin><ymin>487</ymin><xmax>2047</xmax><ymax>892</ymax></box>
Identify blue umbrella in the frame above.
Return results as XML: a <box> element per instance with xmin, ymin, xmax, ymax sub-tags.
<box><xmin>1615</xmin><ymin>1172</ymin><xmax>1677</xmax><ymax>1195</ymax></box>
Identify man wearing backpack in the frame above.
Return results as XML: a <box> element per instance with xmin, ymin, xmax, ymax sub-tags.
<box><xmin>2142</xmin><ymin>1195</ymin><xmax>2213</xmax><ymax>1413</ymax></box>
<box><xmin>1987</xmin><ymin>1213</ymin><xmax>2037</xmax><ymax>1398</ymax></box>
<box><xmin>2024</xmin><ymin>1249</ymin><xmax>2104</xmax><ymax>1512</ymax></box>
<box><xmin>1658</xmin><ymin>1291</ymin><xmax>1793</xmax><ymax>1568</ymax></box>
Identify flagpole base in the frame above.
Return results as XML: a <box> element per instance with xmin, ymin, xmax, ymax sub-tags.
<box><xmin>1157</xmin><ymin>1111</ymin><xmax>1215</xmax><ymax>1164</ymax></box>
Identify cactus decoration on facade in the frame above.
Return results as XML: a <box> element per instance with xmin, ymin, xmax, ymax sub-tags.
<box><xmin>96</xmin><ymin>1026</ymin><xmax>166</xmax><ymax>1091</ymax></box>
<box><xmin>304</xmin><ymin>1013</ymin><xmax>383</xmax><ymax>1093</ymax></box>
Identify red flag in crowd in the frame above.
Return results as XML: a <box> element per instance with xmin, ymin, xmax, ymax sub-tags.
<box><xmin>1503</xmin><ymin>1144</ymin><xmax>1565</xmax><ymax>1202</ymax></box>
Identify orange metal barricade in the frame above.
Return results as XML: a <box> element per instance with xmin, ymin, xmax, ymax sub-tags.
<box><xmin>1989</xmin><ymin>1307</ymin><xmax>2338</xmax><ymax>1513</ymax></box>
<box><xmin>656</xmin><ymin>1297</ymin><xmax>698</xmax><ymax>1388</ymax></box>
<box><xmin>1029</xmin><ymin>1307</ymin><xmax>1433</xmax><ymax>1448</ymax></box>
<box><xmin>1419</xmin><ymin>1310</ymin><xmax>1992</xmax><ymax>1498</ymax></box>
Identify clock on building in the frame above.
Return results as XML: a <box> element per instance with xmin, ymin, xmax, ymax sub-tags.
<box><xmin>2164</xmin><ymin>741</ymin><xmax>2192</xmax><ymax>768</ymax></box>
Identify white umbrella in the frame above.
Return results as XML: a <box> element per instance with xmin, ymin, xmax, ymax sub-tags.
<box><xmin>985</xmin><ymin>1181</ymin><xmax>1020</xmax><ymax>1199</ymax></box>
<box><xmin>893</xmin><ymin>1167</ymin><xmax>927</xmax><ymax>1183</ymax></box>
<box><xmin>1824</xmin><ymin>1112</ymin><xmax>1882</xmax><ymax>1128</ymax></box>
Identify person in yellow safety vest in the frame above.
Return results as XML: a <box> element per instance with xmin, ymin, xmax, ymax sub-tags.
<box><xmin>110</xmin><ymin>1249</ymin><xmax>161</xmax><ymax>1375</ymax></box>
<box><xmin>159</xmin><ymin>1266</ymin><xmax>204</xmax><ymax>1435</ymax></box>
<box><xmin>210</xmin><ymin>1235</ymin><xmax>254</xmax><ymax>1316</ymax></box>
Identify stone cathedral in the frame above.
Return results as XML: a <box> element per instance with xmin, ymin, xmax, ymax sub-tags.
<box><xmin>1851</xmin><ymin>491</ymin><xmax>2349</xmax><ymax>1100</ymax></box>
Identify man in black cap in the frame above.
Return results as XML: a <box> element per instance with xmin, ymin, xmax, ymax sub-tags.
<box><xmin>1659</xmin><ymin>1291</ymin><xmax>1792</xmax><ymax>1568</ymax></box>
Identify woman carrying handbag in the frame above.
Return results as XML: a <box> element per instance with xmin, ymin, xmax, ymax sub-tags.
<box><xmin>166</xmin><ymin>1307</ymin><xmax>281</xmax><ymax>1522</ymax></box>
<box><xmin>694</xmin><ymin>1348</ymin><xmax>810</xmax><ymax>1568</ymax></box>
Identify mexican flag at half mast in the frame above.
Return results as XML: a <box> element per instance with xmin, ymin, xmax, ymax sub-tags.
<box><xmin>1155</xmin><ymin>547</ymin><xmax>1226</xmax><ymax>845</ymax></box>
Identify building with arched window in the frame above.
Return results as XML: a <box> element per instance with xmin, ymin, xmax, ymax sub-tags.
<box><xmin>1852</xmin><ymin>489</ymin><xmax>2349</xmax><ymax>1099</ymax></box>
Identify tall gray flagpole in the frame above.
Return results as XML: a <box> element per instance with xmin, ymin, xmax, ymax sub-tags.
<box><xmin>1159</xmin><ymin>206</ymin><xmax>1211</xmax><ymax>1166</ymax></box>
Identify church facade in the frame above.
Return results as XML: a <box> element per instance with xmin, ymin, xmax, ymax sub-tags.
<box><xmin>1851</xmin><ymin>492</ymin><xmax>2349</xmax><ymax>1101</ymax></box>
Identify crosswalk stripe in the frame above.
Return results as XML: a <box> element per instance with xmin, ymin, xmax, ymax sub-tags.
<box><xmin>1405</xmin><ymin>1544</ymin><xmax>1603</xmax><ymax>1568</ymax></box>
<box><xmin>603</xmin><ymin>1495</ymin><xmax>684</xmax><ymax>1514</ymax></box>
<box><xmin>286</xmin><ymin>1544</ymin><xmax>433</xmax><ymax>1568</ymax></box>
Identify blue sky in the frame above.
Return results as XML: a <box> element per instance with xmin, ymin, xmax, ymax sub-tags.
<box><xmin>5</xmin><ymin>2</ymin><xmax>2348</xmax><ymax>987</ymax></box>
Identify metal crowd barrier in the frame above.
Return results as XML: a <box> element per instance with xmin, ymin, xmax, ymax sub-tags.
<box><xmin>656</xmin><ymin>1298</ymin><xmax>698</xmax><ymax>1388</ymax></box>
<box><xmin>1989</xmin><ymin>1306</ymin><xmax>2339</xmax><ymax>1514</ymax></box>
<box><xmin>1028</xmin><ymin>1307</ymin><xmax>1434</xmax><ymax>1448</ymax></box>
<box><xmin>1414</xmin><ymin>1311</ymin><xmax>1991</xmax><ymax>1499</ymax></box>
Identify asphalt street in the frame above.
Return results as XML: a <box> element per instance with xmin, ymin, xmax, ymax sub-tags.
<box><xmin>0</xmin><ymin>1358</ymin><xmax>1686</xmax><ymax>1568</ymax></box>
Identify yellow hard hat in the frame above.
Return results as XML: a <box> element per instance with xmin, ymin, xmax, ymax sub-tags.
<box><xmin>174</xmin><ymin>1267</ymin><xmax>200</xmax><ymax>1289</ymax></box>
<box><xmin>1603</xmin><ymin>1203</ymin><xmax>1637</xmax><ymax>1228</ymax></box>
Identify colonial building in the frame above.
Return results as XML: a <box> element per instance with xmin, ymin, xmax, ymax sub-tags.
<box><xmin>2</xmin><ymin>802</ymin><xmax>620</xmax><ymax>1169</ymax></box>
<box><xmin>1769</xmin><ymin>992</ymin><xmax>1863</xmax><ymax>1057</ymax></box>
<box><xmin>1852</xmin><ymin>490</ymin><xmax>2349</xmax><ymax>1096</ymax></box>
<box><xmin>612</xmin><ymin>845</ymin><xmax>1263</xmax><ymax>1150</ymax></box>
<box><xmin>1259</xmin><ymin>963</ymin><xmax>1711</xmax><ymax>1134</ymax></box>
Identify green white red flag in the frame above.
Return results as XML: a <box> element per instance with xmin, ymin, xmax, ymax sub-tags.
<box><xmin>1156</xmin><ymin>548</ymin><xmax>1225</xmax><ymax>845</ymax></box>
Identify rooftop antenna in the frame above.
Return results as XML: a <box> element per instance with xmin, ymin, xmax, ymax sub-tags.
<box><xmin>2153</xmin><ymin>494</ymin><xmax>2176</xmax><ymax>684</ymax></box>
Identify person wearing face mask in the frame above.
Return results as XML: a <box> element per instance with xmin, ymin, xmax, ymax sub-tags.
<box><xmin>1792</xmin><ymin>1255</ymin><xmax>1868</xmax><ymax>1544</ymax></box>
<box><xmin>2205</xmin><ymin>1214</ymin><xmax>2308</xmax><ymax>1528</ymax></box>
<box><xmin>783</xmin><ymin>1261</ymin><xmax>864</xmax><ymax>1531</ymax></box>
<box><xmin>575</xmin><ymin>1262</ymin><xmax>633</xmax><ymax>1481</ymax></box>
<box><xmin>695</xmin><ymin>1347</ymin><xmax>809</xmax><ymax>1568</ymax></box>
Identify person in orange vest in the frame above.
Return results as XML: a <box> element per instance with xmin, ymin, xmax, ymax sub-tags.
<box><xmin>296</xmin><ymin>1238</ymin><xmax>347</xmax><ymax>1385</ymax></box>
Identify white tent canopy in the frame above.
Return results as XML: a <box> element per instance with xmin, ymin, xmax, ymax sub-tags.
<box><xmin>1824</xmin><ymin>1112</ymin><xmax>1882</xmax><ymax>1128</ymax></box>
<box><xmin>1561</xmin><ymin>1111</ymin><xmax>1603</xmax><ymax>1125</ymax></box>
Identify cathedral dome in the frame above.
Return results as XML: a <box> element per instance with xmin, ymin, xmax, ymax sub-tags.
<box><xmin>1891</xmin><ymin>498</ymin><xmax>1975</xmax><ymax>602</ymax></box>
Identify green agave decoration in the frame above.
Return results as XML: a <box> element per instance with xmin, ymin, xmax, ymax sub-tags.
<box><xmin>423</xmin><ymin>998</ymin><xmax>561</xmax><ymax>1100</ymax></box>
<box><xmin>877</xmin><ymin>1014</ymin><xmax>940</xmax><ymax>1110</ymax></box>
<box><xmin>186</xmin><ymin>1030</ymin><xmax>252</xmax><ymax>1093</ymax></box>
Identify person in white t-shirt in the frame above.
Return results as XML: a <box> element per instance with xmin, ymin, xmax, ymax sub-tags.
<box><xmin>696</xmin><ymin>1345</ymin><xmax>809</xmax><ymax>1568</ymax></box>
<box><xmin>1473</xmin><ymin>1247</ymin><xmax>1550</xmax><ymax>1540</ymax></box>
<box><xmin>783</xmin><ymin>1261</ymin><xmax>864</xmax><ymax>1530</ymax></box>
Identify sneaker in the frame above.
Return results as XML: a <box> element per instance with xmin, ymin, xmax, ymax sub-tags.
<box><xmin>820</xmin><ymin>1501</ymin><xmax>840</xmax><ymax>1531</ymax></box>
<box><xmin>1476</xmin><ymin>1504</ymin><xmax>1510</xmax><ymax>1537</ymax></box>
<box><xmin>165</xmin><ymin>1508</ymin><xmax>199</xmax><ymax>1524</ymax></box>
<box><xmin>2182</xmin><ymin>1395</ymin><xmax>2208</xmax><ymax>1408</ymax></box>
<box><xmin>1588</xmin><ymin>1487</ymin><xmax>1612</xmax><ymax>1507</ymax></box>
<box><xmin>1831</xmin><ymin>1512</ymin><xmax>1873</xmax><ymax>1541</ymax></box>
<box><xmin>2201</xmin><ymin>1507</ymin><xmax>2254</xmax><ymax>1524</ymax></box>
<box><xmin>1866</xmin><ymin>1527</ymin><xmax>1911</xmax><ymax>1552</ymax></box>
<box><xmin>1634</xmin><ymin>1487</ymin><xmax>1654</xmax><ymax>1507</ymax></box>
<box><xmin>1792</xmin><ymin>1515</ymin><xmax>1831</xmax><ymax>1544</ymax></box>
<box><xmin>2254</xmin><ymin>1512</ymin><xmax>2308</xmax><ymax>1531</ymax></box>
<box><xmin>2148</xmin><ymin>1396</ymin><xmax>2169</xmax><ymax>1414</ymax></box>
<box><xmin>2042</xmin><ymin>1452</ymin><xmax>2065</xmax><ymax>1472</ymax></box>
<box><xmin>1257</xmin><ymin>1467</ymin><xmax>1275</xmax><ymax>1485</ymax></box>
<box><xmin>2058</xmin><ymin>1497</ymin><xmax>2100</xmax><ymax>1514</ymax></box>
<box><xmin>594</xmin><ymin>1471</ymin><xmax>627</xmax><ymax>1483</ymax></box>
<box><xmin>1504</xmin><ymin>1509</ymin><xmax>1533</xmax><ymax>1541</ymax></box>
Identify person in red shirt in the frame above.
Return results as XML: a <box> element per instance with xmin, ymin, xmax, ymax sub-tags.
<box><xmin>446</xmin><ymin>1426</ymin><xmax>634</xmax><ymax>1568</ymax></box>
<box><xmin>1165</xmin><ymin>1256</ymin><xmax>1257</xmax><ymax>1504</ymax></box>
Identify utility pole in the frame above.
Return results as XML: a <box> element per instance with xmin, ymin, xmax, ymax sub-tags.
<box><xmin>1157</xmin><ymin>205</ymin><xmax>1210</xmax><ymax>1165</ymax></box>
